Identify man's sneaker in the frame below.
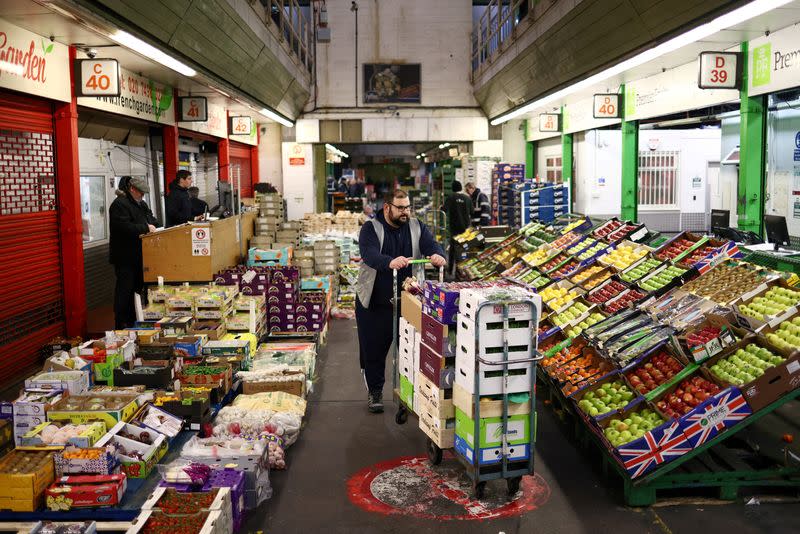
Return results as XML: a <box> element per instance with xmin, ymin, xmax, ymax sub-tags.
<box><xmin>368</xmin><ymin>392</ymin><xmax>384</xmax><ymax>413</ymax></box>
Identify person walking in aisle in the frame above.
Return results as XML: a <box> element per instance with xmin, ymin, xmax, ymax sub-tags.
<box><xmin>109</xmin><ymin>176</ymin><xmax>158</xmax><ymax>329</ymax></box>
<box><xmin>465</xmin><ymin>182</ymin><xmax>491</xmax><ymax>227</ymax></box>
<box><xmin>356</xmin><ymin>189</ymin><xmax>446</xmax><ymax>413</ymax></box>
<box><xmin>443</xmin><ymin>181</ymin><xmax>473</xmax><ymax>276</ymax></box>
<box><xmin>165</xmin><ymin>170</ymin><xmax>193</xmax><ymax>227</ymax></box>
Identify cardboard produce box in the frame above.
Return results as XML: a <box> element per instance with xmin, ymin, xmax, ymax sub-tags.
<box><xmin>19</xmin><ymin>421</ymin><xmax>106</xmax><ymax>448</ymax></box>
<box><xmin>53</xmin><ymin>448</ymin><xmax>118</xmax><ymax>477</ymax></box>
<box><xmin>46</xmin><ymin>394</ymin><xmax>140</xmax><ymax>428</ymax></box>
<box><xmin>401</xmin><ymin>291</ymin><xmax>423</xmax><ymax>332</ymax></box>
<box><xmin>45</xmin><ymin>474</ymin><xmax>126</xmax><ymax>510</ymax></box>
<box><xmin>241</xmin><ymin>370</ymin><xmax>306</xmax><ymax>397</ymax></box>
<box><xmin>96</xmin><ymin>421</ymin><xmax>168</xmax><ymax>479</ymax></box>
<box><xmin>417</xmin><ymin>401</ymin><xmax>455</xmax><ymax>448</ymax></box>
<box><xmin>0</xmin><ymin>450</ymin><xmax>55</xmax><ymax>512</ymax></box>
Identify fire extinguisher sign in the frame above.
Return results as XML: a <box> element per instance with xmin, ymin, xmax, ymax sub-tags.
<box><xmin>191</xmin><ymin>227</ymin><xmax>211</xmax><ymax>256</ymax></box>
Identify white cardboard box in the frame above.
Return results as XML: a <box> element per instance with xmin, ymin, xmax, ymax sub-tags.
<box><xmin>455</xmin><ymin>355</ymin><xmax>533</xmax><ymax>396</ymax></box>
<box><xmin>458</xmin><ymin>288</ymin><xmax>541</xmax><ymax>325</ymax></box>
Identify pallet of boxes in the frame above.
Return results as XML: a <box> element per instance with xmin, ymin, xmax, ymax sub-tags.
<box><xmin>252</xmin><ymin>193</ymin><xmax>285</xmax><ymax>250</ymax></box>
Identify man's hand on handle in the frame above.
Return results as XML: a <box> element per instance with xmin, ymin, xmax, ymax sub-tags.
<box><xmin>428</xmin><ymin>254</ymin><xmax>446</xmax><ymax>268</ymax></box>
<box><xmin>147</xmin><ymin>225</ymin><xmax>157</xmax><ymax>233</ymax></box>
<box><xmin>389</xmin><ymin>256</ymin><xmax>411</xmax><ymax>270</ymax></box>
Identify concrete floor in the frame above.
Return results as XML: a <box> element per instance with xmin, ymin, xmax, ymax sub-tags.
<box><xmin>243</xmin><ymin>318</ymin><xmax>800</xmax><ymax>534</ymax></box>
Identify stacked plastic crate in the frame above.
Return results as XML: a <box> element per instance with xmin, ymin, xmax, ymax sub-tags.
<box><xmin>492</xmin><ymin>163</ymin><xmax>527</xmax><ymax>227</ymax></box>
<box><xmin>521</xmin><ymin>183</ymin><xmax>571</xmax><ymax>224</ymax></box>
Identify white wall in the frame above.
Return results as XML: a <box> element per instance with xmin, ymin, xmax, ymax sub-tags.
<box><xmin>719</xmin><ymin>116</ymin><xmax>740</xmax><ymax>227</ymax></box>
<box><xmin>574</xmin><ymin>130</ymin><xmax>622</xmax><ymax>216</ymax></box>
<box><xmin>281</xmin><ymin>142</ymin><xmax>315</xmax><ymax>220</ymax></box>
<box><xmin>315</xmin><ymin>0</ymin><xmax>477</xmax><ymax>108</ymax></box>
<box><xmin>259</xmin><ymin>123</ymin><xmax>283</xmax><ymax>193</ymax></box>
<box><xmin>502</xmin><ymin>119</ymin><xmax>527</xmax><ymax>165</ymax></box>
<box><xmin>767</xmin><ymin>107</ymin><xmax>800</xmax><ymax>237</ymax></box>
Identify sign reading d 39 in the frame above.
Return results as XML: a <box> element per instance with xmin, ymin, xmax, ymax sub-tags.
<box><xmin>749</xmin><ymin>24</ymin><xmax>800</xmax><ymax>96</ymax></box>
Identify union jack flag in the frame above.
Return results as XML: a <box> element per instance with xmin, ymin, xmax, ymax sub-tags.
<box><xmin>696</xmin><ymin>242</ymin><xmax>744</xmax><ymax>274</ymax></box>
<box><xmin>618</xmin><ymin>421</ymin><xmax>693</xmax><ymax>478</ymax></box>
<box><xmin>682</xmin><ymin>387</ymin><xmax>751</xmax><ymax>448</ymax></box>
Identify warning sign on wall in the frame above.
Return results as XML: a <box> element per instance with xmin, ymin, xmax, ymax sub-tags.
<box><xmin>191</xmin><ymin>227</ymin><xmax>211</xmax><ymax>256</ymax></box>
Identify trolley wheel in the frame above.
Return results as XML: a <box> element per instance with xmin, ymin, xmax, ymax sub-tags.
<box><xmin>507</xmin><ymin>476</ymin><xmax>522</xmax><ymax>496</ymax></box>
<box><xmin>395</xmin><ymin>406</ymin><xmax>408</xmax><ymax>425</ymax></box>
<box><xmin>426</xmin><ymin>438</ymin><xmax>443</xmax><ymax>465</ymax></box>
<box><xmin>475</xmin><ymin>481</ymin><xmax>487</xmax><ymax>500</ymax></box>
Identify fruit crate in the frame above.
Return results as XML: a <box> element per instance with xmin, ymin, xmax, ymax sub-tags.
<box><xmin>539</xmin><ymin>280</ymin><xmax>586</xmax><ymax>313</ymax></box>
<box><xmin>572</xmin><ymin>372</ymin><xmax>644</xmax><ymax>422</ymax></box>
<box><xmin>601</xmin><ymin>288</ymin><xmax>648</xmax><ymax>315</ymax></box>
<box><xmin>680</xmin><ymin>259</ymin><xmax>774</xmax><ymax>307</ymax></box>
<box><xmin>570</xmin><ymin>264</ymin><xmax>613</xmax><ymax>290</ymax></box>
<box><xmin>596</xmin><ymin>240</ymin><xmax>652</xmax><ymax>272</ymax></box>
<box><xmin>634</xmin><ymin>263</ymin><xmax>692</xmax><ymax>297</ymax></box>
<box><xmin>676</xmin><ymin>238</ymin><xmax>742</xmax><ymax>269</ymax></box>
<box><xmin>549</xmin><ymin>257</ymin><xmax>586</xmax><ymax>281</ymax></box>
<box><xmin>586</xmin><ymin>279</ymin><xmax>629</xmax><ymax>305</ymax></box>
<box><xmin>622</xmin><ymin>344</ymin><xmax>694</xmax><ymax>399</ymax></box>
<box><xmin>653</xmin><ymin>232</ymin><xmax>708</xmax><ymax>263</ymax></box>
<box><xmin>618</xmin><ymin>256</ymin><xmax>664</xmax><ymax>284</ymax></box>
<box><xmin>732</xmin><ymin>279</ymin><xmax>800</xmax><ymax>331</ymax></box>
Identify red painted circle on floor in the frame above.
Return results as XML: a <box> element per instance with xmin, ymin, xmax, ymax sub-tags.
<box><xmin>347</xmin><ymin>454</ymin><xmax>550</xmax><ymax>521</ymax></box>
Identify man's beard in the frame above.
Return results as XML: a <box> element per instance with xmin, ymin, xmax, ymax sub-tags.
<box><xmin>390</xmin><ymin>213</ymin><xmax>409</xmax><ymax>226</ymax></box>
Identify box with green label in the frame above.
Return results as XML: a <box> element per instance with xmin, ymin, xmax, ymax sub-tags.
<box><xmin>93</xmin><ymin>352</ymin><xmax>124</xmax><ymax>385</ymax></box>
<box><xmin>454</xmin><ymin>407</ymin><xmax>531</xmax><ymax>448</ymax></box>
<box><xmin>399</xmin><ymin>375</ymin><xmax>414</xmax><ymax>411</ymax></box>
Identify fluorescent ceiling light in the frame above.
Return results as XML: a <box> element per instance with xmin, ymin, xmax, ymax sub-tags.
<box><xmin>490</xmin><ymin>0</ymin><xmax>792</xmax><ymax>125</ymax></box>
<box><xmin>438</xmin><ymin>142</ymin><xmax>450</xmax><ymax>149</ymax></box>
<box><xmin>259</xmin><ymin>107</ymin><xmax>294</xmax><ymax>128</ymax></box>
<box><xmin>420</xmin><ymin>153</ymin><xmax>426</xmax><ymax>157</ymax></box>
<box><xmin>110</xmin><ymin>30</ymin><xmax>197</xmax><ymax>77</ymax></box>
<box><xmin>325</xmin><ymin>143</ymin><xmax>349</xmax><ymax>158</ymax></box>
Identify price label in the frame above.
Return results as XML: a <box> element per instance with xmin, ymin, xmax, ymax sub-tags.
<box><xmin>592</xmin><ymin>94</ymin><xmax>621</xmax><ymax>119</ymax></box>
<box><xmin>229</xmin><ymin>116</ymin><xmax>253</xmax><ymax>135</ymax></box>
<box><xmin>538</xmin><ymin>113</ymin><xmax>560</xmax><ymax>132</ymax></box>
<box><xmin>77</xmin><ymin>59</ymin><xmax>120</xmax><ymax>96</ymax></box>
<box><xmin>179</xmin><ymin>96</ymin><xmax>208</xmax><ymax>122</ymax></box>
<box><xmin>698</xmin><ymin>52</ymin><xmax>740</xmax><ymax>89</ymax></box>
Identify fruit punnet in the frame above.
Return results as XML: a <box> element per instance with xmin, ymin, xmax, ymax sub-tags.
<box><xmin>577</xmin><ymin>379</ymin><xmax>636</xmax><ymax>417</ymax></box>
<box><xmin>708</xmin><ymin>343</ymin><xmax>786</xmax><ymax>386</ymax></box>
<box><xmin>765</xmin><ymin>316</ymin><xmax>800</xmax><ymax>352</ymax></box>
<box><xmin>655</xmin><ymin>376</ymin><xmax>721</xmax><ymax>419</ymax></box>
<box><xmin>603</xmin><ymin>407</ymin><xmax>665</xmax><ymax>447</ymax></box>
<box><xmin>685</xmin><ymin>326</ymin><xmax>722</xmax><ymax>347</ymax></box>
<box><xmin>587</xmin><ymin>280</ymin><xmax>627</xmax><ymax>304</ymax></box>
<box><xmin>626</xmin><ymin>351</ymin><xmax>684</xmax><ymax>395</ymax></box>
<box><xmin>603</xmin><ymin>289</ymin><xmax>647</xmax><ymax>314</ymax></box>
<box><xmin>679</xmin><ymin>244</ymin><xmax>717</xmax><ymax>267</ymax></box>
<box><xmin>564</xmin><ymin>312</ymin><xmax>606</xmax><ymax>338</ymax></box>
<box><xmin>656</xmin><ymin>238</ymin><xmax>695</xmax><ymax>261</ymax></box>
<box><xmin>620</xmin><ymin>258</ymin><xmax>662</xmax><ymax>283</ymax></box>
<box><xmin>638</xmin><ymin>265</ymin><xmax>687</xmax><ymax>292</ymax></box>
<box><xmin>600</xmin><ymin>244</ymin><xmax>648</xmax><ymax>270</ymax></box>
<box><xmin>571</xmin><ymin>265</ymin><xmax>604</xmax><ymax>284</ymax></box>
<box><xmin>551</xmin><ymin>301</ymin><xmax>591</xmax><ymax>327</ymax></box>
<box><xmin>568</xmin><ymin>238</ymin><xmax>596</xmax><ymax>256</ymax></box>
<box><xmin>738</xmin><ymin>286</ymin><xmax>800</xmax><ymax>321</ymax></box>
<box><xmin>577</xmin><ymin>242</ymin><xmax>608</xmax><ymax>261</ymax></box>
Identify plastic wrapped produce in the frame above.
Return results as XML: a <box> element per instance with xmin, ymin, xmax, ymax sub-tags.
<box><xmin>214</xmin><ymin>405</ymin><xmax>302</xmax><ymax>447</ymax></box>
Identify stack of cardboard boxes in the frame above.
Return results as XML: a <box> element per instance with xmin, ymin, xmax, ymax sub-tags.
<box><xmin>302</xmin><ymin>211</ymin><xmax>363</xmax><ymax>236</ymax></box>
<box><xmin>292</xmin><ymin>246</ymin><xmax>315</xmax><ymax>277</ymax></box>
<box><xmin>252</xmin><ymin>193</ymin><xmax>285</xmax><ymax>249</ymax></box>
<box><xmin>313</xmin><ymin>241</ymin><xmax>340</xmax><ymax>275</ymax></box>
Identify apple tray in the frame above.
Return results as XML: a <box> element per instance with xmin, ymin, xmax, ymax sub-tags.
<box><xmin>586</xmin><ymin>278</ymin><xmax>630</xmax><ymax>306</ymax></box>
<box><xmin>699</xmin><ymin>334</ymin><xmax>796</xmax><ymax>413</ymax></box>
<box><xmin>588</xmin><ymin>398</ymin><xmax>690</xmax><ymax>479</ymax></box>
<box><xmin>652</xmin><ymin>231</ymin><xmax>708</xmax><ymax>263</ymax></box>
<box><xmin>571</xmin><ymin>371</ymin><xmax>646</xmax><ymax>423</ymax></box>
<box><xmin>633</xmin><ymin>263</ymin><xmax>696</xmax><ymax>299</ymax></box>
<box><xmin>732</xmin><ymin>278</ymin><xmax>800</xmax><ymax>332</ymax></box>
<box><xmin>621</xmin><ymin>341</ymin><xmax>695</xmax><ymax>399</ymax></box>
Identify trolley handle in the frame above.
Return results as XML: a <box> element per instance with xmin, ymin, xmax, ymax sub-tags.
<box><xmin>475</xmin><ymin>352</ymin><xmax>546</xmax><ymax>366</ymax></box>
<box><xmin>392</xmin><ymin>258</ymin><xmax>445</xmax><ymax>283</ymax></box>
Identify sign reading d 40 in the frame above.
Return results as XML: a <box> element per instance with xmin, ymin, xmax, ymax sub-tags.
<box><xmin>698</xmin><ymin>52</ymin><xmax>741</xmax><ymax>89</ymax></box>
<box><xmin>76</xmin><ymin>59</ymin><xmax>120</xmax><ymax>97</ymax></box>
<box><xmin>593</xmin><ymin>94</ymin><xmax>621</xmax><ymax>119</ymax></box>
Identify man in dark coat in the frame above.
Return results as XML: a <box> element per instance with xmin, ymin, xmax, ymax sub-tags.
<box><xmin>165</xmin><ymin>169</ymin><xmax>193</xmax><ymax>227</ymax></box>
<box><xmin>109</xmin><ymin>176</ymin><xmax>157</xmax><ymax>329</ymax></box>
<box><xmin>465</xmin><ymin>182</ymin><xmax>491</xmax><ymax>226</ymax></box>
<box><xmin>188</xmin><ymin>186</ymin><xmax>208</xmax><ymax>218</ymax></box>
<box><xmin>442</xmin><ymin>181</ymin><xmax>473</xmax><ymax>276</ymax></box>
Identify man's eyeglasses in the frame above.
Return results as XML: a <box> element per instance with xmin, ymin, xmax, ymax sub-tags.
<box><xmin>390</xmin><ymin>204</ymin><xmax>411</xmax><ymax>212</ymax></box>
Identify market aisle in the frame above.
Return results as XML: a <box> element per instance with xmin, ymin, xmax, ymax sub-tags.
<box><xmin>243</xmin><ymin>319</ymin><xmax>800</xmax><ymax>534</ymax></box>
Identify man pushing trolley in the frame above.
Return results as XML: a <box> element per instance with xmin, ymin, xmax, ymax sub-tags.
<box><xmin>356</xmin><ymin>189</ymin><xmax>446</xmax><ymax>413</ymax></box>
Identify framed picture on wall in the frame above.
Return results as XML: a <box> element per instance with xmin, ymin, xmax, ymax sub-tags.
<box><xmin>363</xmin><ymin>64</ymin><xmax>421</xmax><ymax>104</ymax></box>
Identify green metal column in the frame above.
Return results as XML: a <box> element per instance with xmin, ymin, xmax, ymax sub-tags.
<box><xmin>561</xmin><ymin>133</ymin><xmax>573</xmax><ymax>209</ymax></box>
<box><xmin>738</xmin><ymin>40</ymin><xmax>767</xmax><ymax>235</ymax></box>
<box><xmin>526</xmin><ymin>140</ymin><xmax>536</xmax><ymax>180</ymax></box>
<box><xmin>621</xmin><ymin>85</ymin><xmax>639</xmax><ymax>221</ymax></box>
<box><xmin>313</xmin><ymin>144</ymin><xmax>327</xmax><ymax>213</ymax></box>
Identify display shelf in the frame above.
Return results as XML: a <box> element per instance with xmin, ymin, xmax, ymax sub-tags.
<box><xmin>743</xmin><ymin>250</ymin><xmax>800</xmax><ymax>275</ymax></box>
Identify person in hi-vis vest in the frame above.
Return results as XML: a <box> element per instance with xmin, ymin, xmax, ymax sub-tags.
<box><xmin>356</xmin><ymin>189</ymin><xmax>446</xmax><ymax>413</ymax></box>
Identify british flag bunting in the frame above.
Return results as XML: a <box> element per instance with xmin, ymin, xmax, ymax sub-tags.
<box><xmin>618</xmin><ymin>420</ymin><xmax>693</xmax><ymax>478</ymax></box>
<box><xmin>682</xmin><ymin>387</ymin><xmax>752</xmax><ymax>448</ymax></box>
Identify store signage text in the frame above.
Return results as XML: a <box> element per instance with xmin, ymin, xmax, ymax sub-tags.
<box><xmin>229</xmin><ymin>116</ymin><xmax>252</xmax><ymax>135</ymax></box>
<box><xmin>77</xmin><ymin>66</ymin><xmax>175</xmax><ymax>125</ymax></box>
<box><xmin>538</xmin><ymin>113</ymin><xmax>560</xmax><ymax>133</ymax></box>
<box><xmin>749</xmin><ymin>25</ymin><xmax>800</xmax><ymax>96</ymax></box>
<box><xmin>0</xmin><ymin>20</ymin><xmax>70</xmax><ymax>102</ymax></box>
<box><xmin>76</xmin><ymin>59</ymin><xmax>120</xmax><ymax>96</ymax></box>
<box><xmin>178</xmin><ymin>96</ymin><xmax>208</xmax><ymax>122</ymax></box>
<box><xmin>592</xmin><ymin>94</ymin><xmax>621</xmax><ymax>119</ymax></box>
<box><xmin>698</xmin><ymin>52</ymin><xmax>740</xmax><ymax>89</ymax></box>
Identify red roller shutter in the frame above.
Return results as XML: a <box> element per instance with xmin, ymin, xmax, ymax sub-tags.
<box><xmin>230</xmin><ymin>141</ymin><xmax>253</xmax><ymax>198</ymax></box>
<box><xmin>0</xmin><ymin>92</ymin><xmax>64</xmax><ymax>382</ymax></box>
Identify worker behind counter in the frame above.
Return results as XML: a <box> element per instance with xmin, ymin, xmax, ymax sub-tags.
<box><xmin>188</xmin><ymin>186</ymin><xmax>208</xmax><ymax>218</ymax></box>
<box><xmin>356</xmin><ymin>189</ymin><xmax>446</xmax><ymax>414</ymax></box>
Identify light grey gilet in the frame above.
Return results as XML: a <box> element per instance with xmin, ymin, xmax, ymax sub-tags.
<box><xmin>357</xmin><ymin>218</ymin><xmax>422</xmax><ymax>307</ymax></box>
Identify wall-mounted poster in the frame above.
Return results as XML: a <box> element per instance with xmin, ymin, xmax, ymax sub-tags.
<box><xmin>363</xmin><ymin>63</ymin><xmax>420</xmax><ymax>104</ymax></box>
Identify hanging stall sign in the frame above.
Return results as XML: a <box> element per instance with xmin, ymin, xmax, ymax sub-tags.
<box><xmin>624</xmin><ymin>59</ymin><xmax>738</xmax><ymax>121</ymax></box>
<box><xmin>592</xmin><ymin>93</ymin><xmax>622</xmax><ymax>119</ymax></box>
<box><xmin>229</xmin><ymin>115</ymin><xmax>258</xmax><ymax>146</ymax></box>
<box><xmin>77</xmin><ymin>65</ymin><xmax>175</xmax><ymax>125</ymax></box>
<box><xmin>0</xmin><ymin>19</ymin><xmax>70</xmax><ymax>102</ymax></box>
<box><xmin>178</xmin><ymin>96</ymin><xmax>208</xmax><ymax>122</ymax></box>
<box><xmin>538</xmin><ymin>113</ymin><xmax>561</xmax><ymax>133</ymax></box>
<box><xmin>698</xmin><ymin>52</ymin><xmax>740</xmax><ymax>89</ymax></box>
<box><xmin>179</xmin><ymin>99</ymin><xmax>225</xmax><ymax>138</ymax></box>
<box><xmin>525</xmin><ymin>112</ymin><xmax>561</xmax><ymax>142</ymax></box>
<box><xmin>76</xmin><ymin>59</ymin><xmax>120</xmax><ymax>96</ymax></box>
<box><xmin>749</xmin><ymin>24</ymin><xmax>800</xmax><ymax>96</ymax></box>
<box><xmin>562</xmin><ymin>96</ymin><xmax>621</xmax><ymax>134</ymax></box>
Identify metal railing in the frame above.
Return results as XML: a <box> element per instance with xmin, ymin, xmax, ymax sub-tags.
<box><xmin>471</xmin><ymin>0</ymin><xmax>545</xmax><ymax>79</ymax></box>
<box><xmin>265</xmin><ymin>0</ymin><xmax>315</xmax><ymax>75</ymax></box>
<box><xmin>638</xmin><ymin>150</ymin><xmax>680</xmax><ymax>209</ymax></box>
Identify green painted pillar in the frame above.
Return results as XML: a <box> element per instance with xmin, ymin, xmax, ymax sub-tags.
<box><xmin>621</xmin><ymin>85</ymin><xmax>639</xmax><ymax>221</ymax></box>
<box><xmin>738</xmin><ymin>41</ymin><xmax>767</xmax><ymax>235</ymax></box>
<box><xmin>313</xmin><ymin>144</ymin><xmax>327</xmax><ymax>213</ymax></box>
<box><xmin>561</xmin><ymin>133</ymin><xmax>573</xmax><ymax>208</ymax></box>
<box><xmin>526</xmin><ymin>140</ymin><xmax>535</xmax><ymax>180</ymax></box>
